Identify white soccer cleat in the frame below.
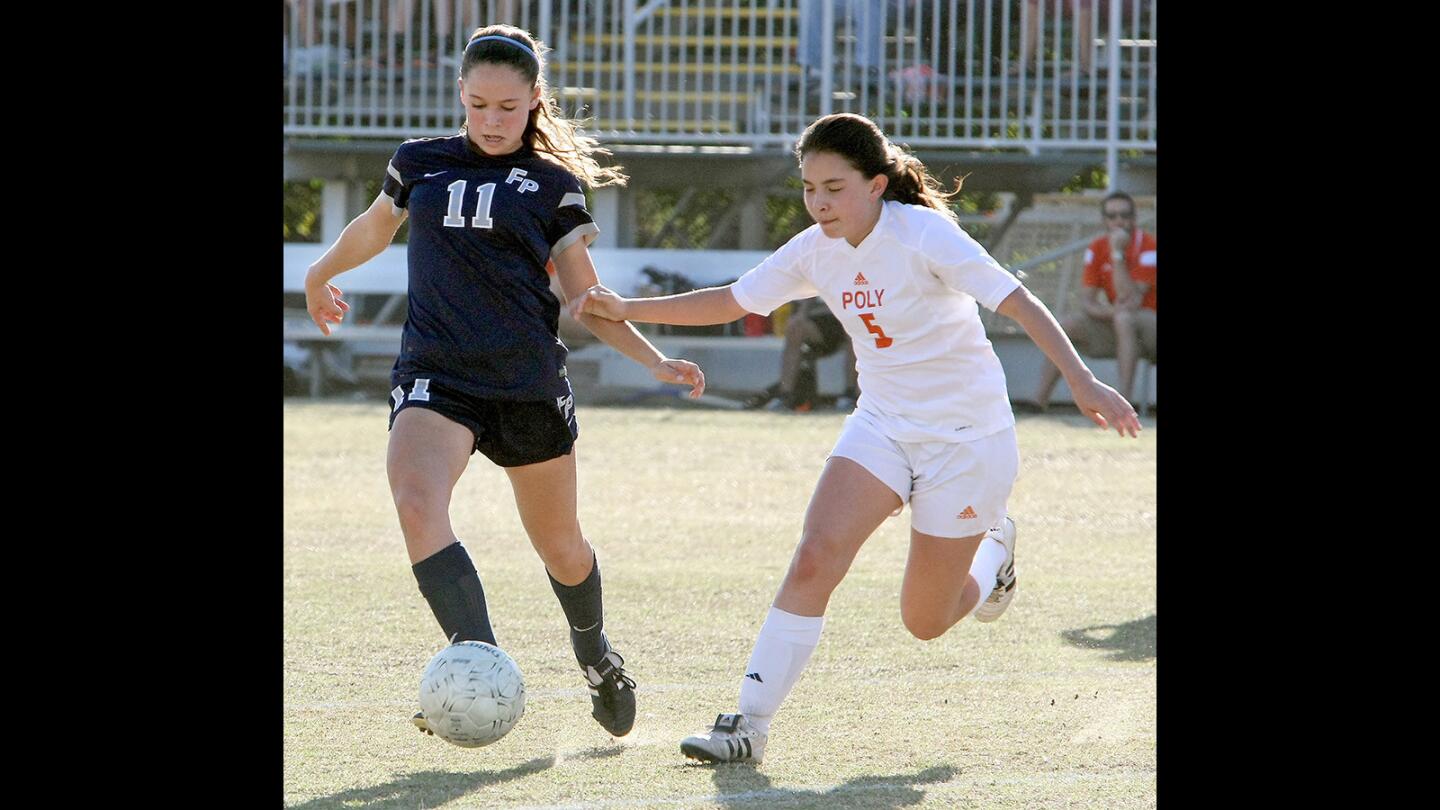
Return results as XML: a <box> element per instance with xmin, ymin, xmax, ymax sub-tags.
<box><xmin>974</xmin><ymin>516</ymin><xmax>1017</xmax><ymax>623</ymax></box>
<box><xmin>680</xmin><ymin>713</ymin><xmax>767</xmax><ymax>764</ymax></box>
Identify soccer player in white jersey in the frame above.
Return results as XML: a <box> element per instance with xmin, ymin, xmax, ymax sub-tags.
<box><xmin>570</xmin><ymin>113</ymin><xmax>1140</xmax><ymax>764</ymax></box>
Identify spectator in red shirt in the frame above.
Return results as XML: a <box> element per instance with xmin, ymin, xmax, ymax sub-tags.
<box><xmin>1031</xmin><ymin>191</ymin><xmax>1156</xmax><ymax>410</ymax></box>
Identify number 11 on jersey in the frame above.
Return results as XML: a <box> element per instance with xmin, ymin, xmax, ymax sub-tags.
<box><xmin>443</xmin><ymin>180</ymin><xmax>496</xmax><ymax>229</ymax></box>
<box><xmin>859</xmin><ymin>313</ymin><xmax>893</xmax><ymax>348</ymax></box>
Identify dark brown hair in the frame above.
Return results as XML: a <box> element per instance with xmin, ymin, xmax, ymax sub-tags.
<box><xmin>1102</xmin><ymin>191</ymin><xmax>1136</xmax><ymax>215</ymax></box>
<box><xmin>794</xmin><ymin>113</ymin><xmax>961</xmax><ymax>223</ymax></box>
<box><xmin>461</xmin><ymin>25</ymin><xmax>626</xmax><ymax>188</ymax></box>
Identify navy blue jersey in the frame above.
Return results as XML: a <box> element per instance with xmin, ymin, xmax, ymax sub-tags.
<box><xmin>381</xmin><ymin>135</ymin><xmax>599</xmax><ymax>401</ymax></box>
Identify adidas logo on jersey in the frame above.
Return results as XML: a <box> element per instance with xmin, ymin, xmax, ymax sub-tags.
<box><xmin>854</xmin><ymin>272</ymin><xmax>869</xmax><ymax>285</ymax></box>
<box><xmin>745</xmin><ymin>672</ymin><xmax>764</xmax><ymax>683</ymax></box>
<box><xmin>957</xmin><ymin>506</ymin><xmax>978</xmax><ymax>519</ymax></box>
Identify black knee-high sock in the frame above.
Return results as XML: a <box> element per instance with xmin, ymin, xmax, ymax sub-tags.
<box><xmin>412</xmin><ymin>541</ymin><xmax>497</xmax><ymax>646</ymax></box>
<box><xmin>547</xmin><ymin>551</ymin><xmax>607</xmax><ymax>666</ymax></box>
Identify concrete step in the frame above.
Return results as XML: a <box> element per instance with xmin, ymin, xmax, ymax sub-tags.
<box><xmin>558</xmin><ymin>88</ymin><xmax>752</xmax><ymax>104</ymax></box>
<box><xmin>578</xmin><ymin>34</ymin><xmax>799</xmax><ymax>48</ymax></box>
<box><xmin>586</xmin><ymin>119</ymin><xmax>738</xmax><ymax>132</ymax></box>
<box><xmin>650</xmin><ymin>7</ymin><xmax>799</xmax><ymax>19</ymax></box>
<box><xmin>554</xmin><ymin>62</ymin><xmax>801</xmax><ymax>75</ymax></box>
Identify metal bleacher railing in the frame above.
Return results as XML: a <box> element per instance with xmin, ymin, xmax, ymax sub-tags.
<box><xmin>284</xmin><ymin>1</ymin><xmax>1155</xmax><ymax>168</ymax></box>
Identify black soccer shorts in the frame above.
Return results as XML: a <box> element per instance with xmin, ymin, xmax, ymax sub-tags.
<box><xmin>388</xmin><ymin>377</ymin><xmax>578</xmax><ymax>467</ymax></box>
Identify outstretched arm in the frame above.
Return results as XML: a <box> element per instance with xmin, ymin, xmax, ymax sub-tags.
<box><xmin>569</xmin><ymin>284</ymin><xmax>749</xmax><ymax>326</ymax></box>
<box><xmin>552</xmin><ymin>243</ymin><xmax>706</xmax><ymax>399</ymax></box>
<box><xmin>303</xmin><ymin>193</ymin><xmax>408</xmax><ymax>335</ymax></box>
<box><xmin>996</xmin><ymin>285</ymin><xmax>1141</xmax><ymax>438</ymax></box>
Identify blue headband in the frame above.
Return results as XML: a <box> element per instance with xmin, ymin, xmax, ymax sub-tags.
<box><xmin>465</xmin><ymin>36</ymin><xmax>539</xmax><ymax>64</ymax></box>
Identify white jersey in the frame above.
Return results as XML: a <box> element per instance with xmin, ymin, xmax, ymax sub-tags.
<box><xmin>731</xmin><ymin>201</ymin><xmax>1022</xmax><ymax>443</ymax></box>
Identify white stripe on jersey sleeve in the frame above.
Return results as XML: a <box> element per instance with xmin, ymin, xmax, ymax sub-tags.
<box><xmin>551</xmin><ymin>223</ymin><xmax>600</xmax><ymax>258</ymax></box>
<box><xmin>379</xmin><ymin>190</ymin><xmax>405</xmax><ymax>218</ymax></box>
<box><xmin>559</xmin><ymin>192</ymin><xmax>587</xmax><ymax>209</ymax></box>
<box><xmin>386</xmin><ymin>162</ymin><xmax>403</xmax><ymax>184</ymax></box>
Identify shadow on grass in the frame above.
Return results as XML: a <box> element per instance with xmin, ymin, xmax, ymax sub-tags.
<box><xmin>562</xmin><ymin>744</ymin><xmax>627</xmax><ymax>762</ymax></box>
<box><xmin>286</xmin><ymin>756</ymin><xmax>554</xmax><ymax>810</ymax></box>
<box><xmin>696</xmin><ymin>763</ymin><xmax>957</xmax><ymax>807</ymax></box>
<box><xmin>1061</xmin><ymin>613</ymin><xmax>1156</xmax><ymax>662</ymax></box>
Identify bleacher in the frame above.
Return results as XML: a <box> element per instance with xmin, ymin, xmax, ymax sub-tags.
<box><xmin>284</xmin><ymin>1</ymin><xmax>1158</xmax><ymax>406</ymax></box>
<box><xmin>282</xmin><ymin>244</ymin><xmax>777</xmax><ymax>398</ymax></box>
<box><xmin>284</xmin><ymin>0</ymin><xmax>1156</xmax><ymax>152</ymax></box>
<box><xmin>284</xmin><ymin>192</ymin><xmax>1157</xmax><ymax>408</ymax></box>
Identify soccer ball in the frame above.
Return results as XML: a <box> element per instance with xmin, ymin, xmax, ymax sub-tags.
<box><xmin>418</xmin><ymin>641</ymin><xmax>526</xmax><ymax>748</ymax></box>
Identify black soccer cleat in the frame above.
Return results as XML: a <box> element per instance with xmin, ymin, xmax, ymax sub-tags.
<box><xmin>743</xmin><ymin>383</ymin><xmax>783</xmax><ymax>410</ymax></box>
<box><xmin>583</xmin><ymin>648</ymin><xmax>637</xmax><ymax>737</ymax></box>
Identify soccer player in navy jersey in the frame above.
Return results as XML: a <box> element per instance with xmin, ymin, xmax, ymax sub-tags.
<box><xmin>303</xmin><ymin>24</ymin><xmax>704</xmax><ymax>740</ymax></box>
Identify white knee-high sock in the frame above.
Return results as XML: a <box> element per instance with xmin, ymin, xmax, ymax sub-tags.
<box><xmin>737</xmin><ymin>607</ymin><xmax>825</xmax><ymax>735</ymax></box>
<box><xmin>963</xmin><ymin>536</ymin><xmax>1009</xmax><ymax>618</ymax></box>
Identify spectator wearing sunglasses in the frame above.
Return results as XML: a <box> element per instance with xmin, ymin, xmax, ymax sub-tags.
<box><xmin>1031</xmin><ymin>191</ymin><xmax>1156</xmax><ymax>411</ymax></box>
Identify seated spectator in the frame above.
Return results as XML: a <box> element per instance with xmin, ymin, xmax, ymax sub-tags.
<box><xmin>285</xmin><ymin>1</ymin><xmax>366</xmax><ymax>46</ymax></box>
<box><xmin>747</xmin><ymin>297</ymin><xmax>860</xmax><ymax>412</ymax></box>
<box><xmin>1031</xmin><ymin>191</ymin><xmax>1155</xmax><ymax>410</ymax></box>
<box><xmin>285</xmin><ymin>0</ymin><xmax>358</xmax><ymax>75</ymax></box>
<box><xmin>799</xmin><ymin>0</ymin><xmax>883</xmax><ymax>78</ymax></box>
<box><xmin>389</xmin><ymin>0</ymin><xmax>516</xmax><ymax>49</ymax></box>
<box><xmin>1012</xmin><ymin>0</ymin><xmax>1095</xmax><ymax>78</ymax></box>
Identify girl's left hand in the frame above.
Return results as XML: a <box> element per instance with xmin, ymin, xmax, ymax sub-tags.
<box><xmin>1071</xmin><ymin>376</ymin><xmax>1142</xmax><ymax>438</ymax></box>
<box><xmin>652</xmin><ymin>358</ymin><xmax>706</xmax><ymax>399</ymax></box>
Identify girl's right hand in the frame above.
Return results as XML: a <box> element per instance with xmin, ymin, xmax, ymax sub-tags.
<box><xmin>569</xmin><ymin>284</ymin><xmax>629</xmax><ymax>322</ymax></box>
<box><xmin>651</xmin><ymin>357</ymin><xmax>706</xmax><ymax>399</ymax></box>
<box><xmin>306</xmin><ymin>281</ymin><xmax>350</xmax><ymax>336</ymax></box>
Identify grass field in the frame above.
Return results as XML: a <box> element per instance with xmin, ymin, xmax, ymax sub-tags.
<box><xmin>284</xmin><ymin>402</ymin><xmax>1156</xmax><ymax>809</ymax></box>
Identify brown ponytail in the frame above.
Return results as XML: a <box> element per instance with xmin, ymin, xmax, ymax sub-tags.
<box><xmin>795</xmin><ymin>113</ymin><xmax>962</xmax><ymax>223</ymax></box>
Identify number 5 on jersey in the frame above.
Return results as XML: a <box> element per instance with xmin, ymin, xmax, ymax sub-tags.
<box><xmin>859</xmin><ymin>313</ymin><xmax>893</xmax><ymax>348</ymax></box>
<box><xmin>443</xmin><ymin>180</ymin><xmax>496</xmax><ymax>229</ymax></box>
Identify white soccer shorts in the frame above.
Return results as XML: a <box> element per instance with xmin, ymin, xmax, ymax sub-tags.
<box><xmin>829</xmin><ymin>409</ymin><xmax>1019</xmax><ymax>538</ymax></box>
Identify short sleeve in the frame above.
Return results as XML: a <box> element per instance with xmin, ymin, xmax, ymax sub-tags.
<box><xmin>546</xmin><ymin>175</ymin><xmax>600</xmax><ymax>258</ymax></box>
<box><xmin>730</xmin><ymin>231</ymin><xmax>820</xmax><ymax>314</ymax></box>
<box><xmin>923</xmin><ymin>221</ymin><xmax>1021</xmax><ymax>312</ymax></box>
<box><xmin>381</xmin><ymin>144</ymin><xmax>414</xmax><ymax>214</ymax></box>
<box><xmin>1132</xmin><ymin>236</ymin><xmax>1157</xmax><ymax>285</ymax></box>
